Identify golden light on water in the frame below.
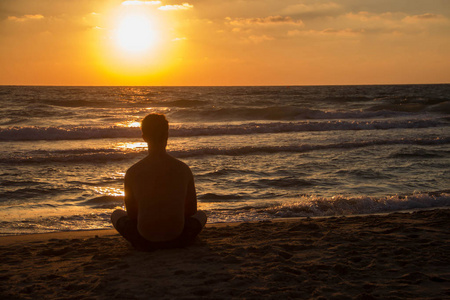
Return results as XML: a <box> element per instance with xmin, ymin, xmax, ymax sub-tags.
<box><xmin>126</xmin><ymin>121</ymin><xmax>142</xmax><ymax>127</ymax></box>
<box><xmin>114</xmin><ymin>120</ymin><xmax>141</xmax><ymax>127</ymax></box>
<box><xmin>115</xmin><ymin>141</ymin><xmax>147</xmax><ymax>151</ymax></box>
<box><xmin>130</xmin><ymin>121</ymin><xmax>141</xmax><ymax>127</ymax></box>
<box><xmin>94</xmin><ymin>187</ymin><xmax>124</xmax><ymax>197</ymax></box>
<box><xmin>110</xmin><ymin>172</ymin><xmax>126</xmax><ymax>180</ymax></box>
<box><xmin>113</xmin><ymin>140</ymin><xmax>178</xmax><ymax>153</ymax></box>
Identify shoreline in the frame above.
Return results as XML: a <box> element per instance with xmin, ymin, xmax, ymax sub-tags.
<box><xmin>1</xmin><ymin>206</ymin><xmax>448</xmax><ymax>243</ymax></box>
<box><xmin>1</xmin><ymin>208</ymin><xmax>449</xmax><ymax>299</ymax></box>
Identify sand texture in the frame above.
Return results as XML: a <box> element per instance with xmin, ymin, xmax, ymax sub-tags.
<box><xmin>1</xmin><ymin>209</ymin><xmax>449</xmax><ymax>299</ymax></box>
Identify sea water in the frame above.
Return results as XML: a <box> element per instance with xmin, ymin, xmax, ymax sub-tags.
<box><xmin>0</xmin><ymin>85</ymin><xmax>449</xmax><ymax>235</ymax></box>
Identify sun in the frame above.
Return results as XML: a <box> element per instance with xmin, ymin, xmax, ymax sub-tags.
<box><xmin>115</xmin><ymin>14</ymin><xmax>158</xmax><ymax>53</ymax></box>
<box><xmin>97</xmin><ymin>5</ymin><xmax>179</xmax><ymax>81</ymax></box>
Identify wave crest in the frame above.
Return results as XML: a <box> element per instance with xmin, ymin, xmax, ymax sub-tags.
<box><xmin>262</xmin><ymin>191</ymin><xmax>450</xmax><ymax>218</ymax></box>
<box><xmin>204</xmin><ymin>191</ymin><xmax>450</xmax><ymax>223</ymax></box>
<box><xmin>0</xmin><ymin>118</ymin><xmax>447</xmax><ymax>141</ymax></box>
<box><xmin>4</xmin><ymin>136</ymin><xmax>447</xmax><ymax>164</ymax></box>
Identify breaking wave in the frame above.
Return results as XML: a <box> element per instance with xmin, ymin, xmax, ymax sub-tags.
<box><xmin>0</xmin><ymin>118</ymin><xmax>447</xmax><ymax>141</ymax></box>
<box><xmin>2</xmin><ymin>136</ymin><xmax>448</xmax><ymax>164</ymax></box>
<box><xmin>206</xmin><ymin>191</ymin><xmax>450</xmax><ymax>223</ymax></box>
<box><xmin>262</xmin><ymin>191</ymin><xmax>450</xmax><ymax>218</ymax></box>
<box><xmin>1</xmin><ymin>191</ymin><xmax>448</xmax><ymax>235</ymax></box>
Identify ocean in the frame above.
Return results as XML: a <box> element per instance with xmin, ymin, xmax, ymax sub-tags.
<box><xmin>0</xmin><ymin>85</ymin><xmax>449</xmax><ymax>235</ymax></box>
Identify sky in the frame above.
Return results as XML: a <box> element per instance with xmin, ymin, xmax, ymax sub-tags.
<box><xmin>0</xmin><ymin>0</ymin><xmax>449</xmax><ymax>86</ymax></box>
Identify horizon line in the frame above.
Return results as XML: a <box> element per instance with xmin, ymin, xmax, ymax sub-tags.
<box><xmin>1</xmin><ymin>82</ymin><xmax>449</xmax><ymax>88</ymax></box>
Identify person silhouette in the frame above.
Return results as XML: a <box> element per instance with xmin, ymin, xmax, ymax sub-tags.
<box><xmin>111</xmin><ymin>114</ymin><xmax>207</xmax><ymax>250</ymax></box>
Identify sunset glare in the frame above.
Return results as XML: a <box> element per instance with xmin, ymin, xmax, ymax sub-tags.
<box><xmin>115</xmin><ymin>14</ymin><xmax>158</xmax><ymax>53</ymax></box>
<box><xmin>0</xmin><ymin>0</ymin><xmax>449</xmax><ymax>85</ymax></box>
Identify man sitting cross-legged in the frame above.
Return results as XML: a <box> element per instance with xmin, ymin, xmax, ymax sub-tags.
<box><xmin>111</xmin><ymin>113</ymin><xmax>207</xmax><ymax>250</ymax></box>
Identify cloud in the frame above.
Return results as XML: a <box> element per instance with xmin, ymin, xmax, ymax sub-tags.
<box><xmin>281</xmin><ymin>2</ymin><xmax>342</xmax><ymax>18</ymax></box>
<box><xmin>288</xmin><ymin>28</ymin><xmax>363</xmax><ymax>37</ymax></box>
<box><xmin>248</xmin><ymin>34</ymin><xmax>274</xmax><ymax>43</ymax></box>
<box><xmin>403</xmin><ymin>13</ymin><xmax>447</xmax><ymax>23</ymax></box>
<box><xmin>226</xmin><ymin>16</ymin><xmax>304</xmax><ymax>27</ymax></box>
<box><xmin>7</xmin><ymin>14</ymin><xmax>44</xmax><ymax>22</ymax></box>
<box><xmin>224</xmin><ymin>15</ymin><xmax>305</xmax><ymax>43</ymax></box>
<box><xmin>339</xmin><ymin>11</ymin><xmax>449</xmax><ymax>34</ymax></box>
<box><xmin>158</xmin><ymin>3</ymin><xmax>193</xmax><ymax>11</ymax></box>
<box><xmin>333</xmin><ymin>11</ymin><xmax>406</xmax><ymax>35</ymax></box>
<box><xmin>344</xmin><ymin>11</ymin><xmax>401</xmax><ymax>22</ymax></box>
<box><xmin>122</xmin><ymin>1</ymin><xmax>161</xmax><ymax>5</ymax></box>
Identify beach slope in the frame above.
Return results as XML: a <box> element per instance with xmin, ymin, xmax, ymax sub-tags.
<box><xmin>1</xmin><ymin>209</ymin><xmax>449</xmax><ymax>299</ymax></box>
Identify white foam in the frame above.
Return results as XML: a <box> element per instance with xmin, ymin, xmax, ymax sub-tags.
<box><xmin>260</xmin><ymin>192</ymin><xmax>450</xmax><ymax>218</ymax></box>
<box><xmin>2</xmin><ymin>136</ymin><xmax>449</xmax><ymax>164</ymax></box>
<box><xmin>0</xmin><ymin>119</ymin><xmax>447</xmax><ymax>141</ymax></box>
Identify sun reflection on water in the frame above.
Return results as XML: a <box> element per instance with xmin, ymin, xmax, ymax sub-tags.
<box><xmin>110</xmin><ymin>172</ymin><xmax>125</xmax><ymax>180</ymax></box>
<box><xmin>128</xmin><ymin>121</ymin><xmax>141</xmax><ymax>127</ymax></box>
<box><xmin>114</xmin><ymin>141</ymin><xmax>147</xmax><ymax>152</ymax></box>
<box><xmin>93</xmin><ymin>186</ymin><xmax>124</xmax><ymax>197</ymax></box>
<box><xmin>115</xmin><ymin>120</ymin><xmax>142</xmax><ymax>127</ymax></box>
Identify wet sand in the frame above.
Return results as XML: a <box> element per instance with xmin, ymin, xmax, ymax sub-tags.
<box><xmin>1</xmin><ymin>209</ymin><xmax>449</xmax><ymax>299</ymax></box>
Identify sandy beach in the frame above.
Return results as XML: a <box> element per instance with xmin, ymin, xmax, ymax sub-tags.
<box><xmin>1</xmin><ymin>209</ymin><xmax>449</xmax><ymax>300</ymax></box>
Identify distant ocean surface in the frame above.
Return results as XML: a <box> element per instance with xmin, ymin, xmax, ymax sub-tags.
<box><xmin>1</xmin><ymin>85</ymin><xmax>449</xmax><ymax>235</ymax></box>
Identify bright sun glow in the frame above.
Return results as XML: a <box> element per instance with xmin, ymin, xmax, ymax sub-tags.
<box><xmin>115</xmin><ymin>14</ymin><xmax>158</xmax><ymax>53</ymax></box>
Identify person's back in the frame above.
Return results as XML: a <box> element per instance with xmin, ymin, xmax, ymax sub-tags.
<box><xmin>126</xmin><ymin>153</ymin><xmax>196</xmax><ymax>242</ymax></box>
<box><xmin>111</xmin><ymin>114</ymin><xmax>206</xmax><ymax>250</ymax></box>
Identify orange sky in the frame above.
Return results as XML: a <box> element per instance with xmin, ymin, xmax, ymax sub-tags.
<box><xmin>0</xmin><ymin>0</ymin><xmax>449</xmax><ymax>86</ymax></box>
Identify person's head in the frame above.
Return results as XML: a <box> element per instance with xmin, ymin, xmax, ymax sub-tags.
<box><xmin>141</xmin><ymin>113</ymin><xmax>169</xmax><ymax>148</ymax></box>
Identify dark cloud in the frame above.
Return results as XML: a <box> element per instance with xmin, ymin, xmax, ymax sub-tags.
<box><xmin>226</xmin><ymin>15</ymin><xmax>304</xmax><ymax>26</ymax></box>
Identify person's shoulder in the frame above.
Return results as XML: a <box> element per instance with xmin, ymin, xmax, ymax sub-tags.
<box><xmin>168</xmin><ymin>155</ymin><xmax>192</xmax><ymax>173</ymax></box>
<box><xmin>125</xmin><ymin>159</ymin><xmax>146</xmax><ymax>177</ymax></box>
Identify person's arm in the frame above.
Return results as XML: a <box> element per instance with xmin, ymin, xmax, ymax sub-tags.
<box><xmin>124</xmin><ymin>170</ymin><xmax>138</xmax><ymax>221</ymax></box>
<box><xmin>184</xmin><ymin>170</ymin><xmax>197</xmax><ymax>217</ymax></box>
